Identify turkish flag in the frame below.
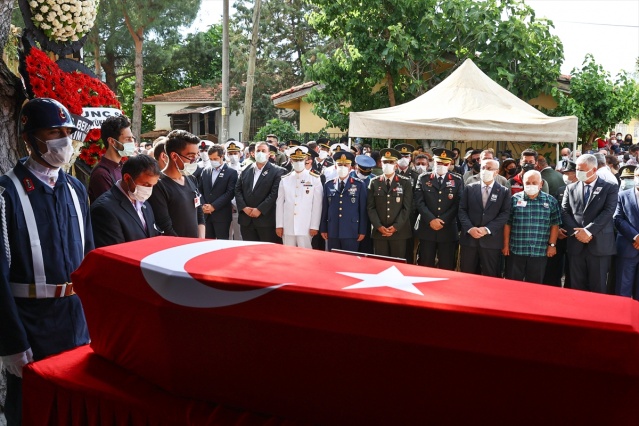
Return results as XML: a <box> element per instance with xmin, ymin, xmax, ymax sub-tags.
<box><xmin>73</xmin><ymin>237</ymin><xmax>639</xmax><ymax>425</ymax></box>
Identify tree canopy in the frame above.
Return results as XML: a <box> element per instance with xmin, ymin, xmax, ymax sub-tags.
<box><xmin>547</xmin><ymin>54</ymin><xmax>639</xmax><ymax>146</ymax></box>
<box><xmin>305</xmin><ymin>0</ymin><xmax>564</xmax><ymax>130</ymax></box>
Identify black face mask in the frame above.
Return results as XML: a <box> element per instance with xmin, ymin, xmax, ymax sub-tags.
<box><xmin>507</xmin><ymin>168</ymin><xmax>517</xmax><ymax>177</ymax></box>
<box><xmin>472</xmin><ymin>162</ymin><xmax>481</xmax><ymax>173</ymax></box>
<box><xmin>522</xmin><ymin>163</ymin><xmax>535</xmax><ymax>173</ymax></box>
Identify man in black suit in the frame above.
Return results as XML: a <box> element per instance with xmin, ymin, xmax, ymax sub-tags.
<box><xmin>235</xmin><ymin>141</ymin><xmax>286</xmax><ymax>242</ymax></box>
<box><xmin>199</xmin><ymin>144</ymin><xmax>238</xmax><ymax>239</ymax></box>
<box><xmin>91</xmin><ymin>154</ymin><xmax>162</xmax><ymax>248</ymax></box>
<box><xmin>561</xmin><ymin>154</ymin><xmax>618</xmax><ymax>293</ymax></box>
<box><xmin>458</xmin><ymin>159</ymin><xmax>511</xmax><ymax>277</ymax></box>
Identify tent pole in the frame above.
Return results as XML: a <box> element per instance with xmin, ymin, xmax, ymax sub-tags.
<box><xmin>348</xmin><ymin>137</ymin><xmax>352</xmax><ymax>149</ymax></box>
<box><xmin>556</xmin><ymin>143</ymin><xmax>559</xmax><ymax>166</ymax></box>
<box><xmin>388</xmin><ymin>138</ymin><xmax>391</xmax><ymax>148</ymax></box>
<box><xmin>574</xmin><ymin>141</ymin><xmax>578</xmax><ymax>158</ymax></box>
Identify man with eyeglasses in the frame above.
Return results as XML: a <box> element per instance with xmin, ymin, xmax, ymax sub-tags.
<box><xmin>89</xmin><ymin>115</ymin><xmax>136</xmax><ymax>203</ymax></box>
<box><xmin>147</xmin><ymin>130</ymin><xmax>205</xmax><ymax>238</ymax></box>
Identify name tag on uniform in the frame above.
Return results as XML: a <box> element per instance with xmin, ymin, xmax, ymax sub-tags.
<box><xmin>594</xmin><ymin>187</ymin><xmax>602</xmax><ymax>195</ymax></box>
<box><xmin>516</xmin><ymin>200</ymin><xmax>527</xmax><ymax>207</ymax></box>
<box><xmin>446</xmin><ymin>181</ymin><xmax>455</xmax><ymax>187</ymax></box>
<box><xmin>396</xmin><ymin>186</ymin><xmax>403</xmax><ymax>194</ymax></box>
<box><xmin>194</xmin><ymin>196</ymin><xmax>201</xmax><ymax>208</ymax></box>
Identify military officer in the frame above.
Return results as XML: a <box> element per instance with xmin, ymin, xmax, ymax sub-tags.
<box><xmin>394</xmin><ymin>143</ymin><xmax>420</xmax><ymax>188</ymax></box>
<box><xmin>0</xmin><ymin>98</ymin><xmax>93</xmax><ymax>424</ymax></box>
<box><xmin>276</xmin><ymin>147</ymin><xmax>324</xmax><ymax>248</ymax></box>
<box><xmin>352</xmin><ymin>155</ymin><xmax>377</xmax><ymax>254</ymax></box>
<box><xmin>315</xmin><ymin>138</ymin><xmax>334</xmax><ymax>175</ymax></box>
<box><xmin>225</xmin><ymin>141</ymin><xmax>244</xmax><ymax>240</ymax></box>
<box><xmin>320</xmin><ymin>151</ymin><xmax>368</xmax><ymax>252</ymax></box>
<box><xmin>367</xmin><ymin>148</ymin><xmax>414</xmax><ymax>259</ymax></box>
<box><xmin>414</xmin><ymin>148</ymin><xmax>464</xmax><ymax>270</ymax></box>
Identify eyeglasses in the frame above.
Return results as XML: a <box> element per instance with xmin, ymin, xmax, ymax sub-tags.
<box><xmin>178</xmin><ymin>153</ymin><xmax>198</xmax><ymax>164</ymax></box>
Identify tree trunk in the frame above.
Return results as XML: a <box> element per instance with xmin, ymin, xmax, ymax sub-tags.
<box><xmin>386</xmin><ymin>70</ymin><xmax>396</xmax><ymax>107</ymax></box>
<box><xmin>242</xmin><ymin>0</ymin><xmax>261</xmax><ymax>142</ymax></box>
<box><xmin>0</xmin><ymin>0</ymin><xmax>26</xmax><ymax>174</ymax></box>
<box><xmin>132</xmin><ymin>29</ymin><xmax>144</xmax><ymax>140</ymax></box>
<box><xmin>102</xmin><ymin>50</ymin><xmax>118</xmax><ymax>93</ymax></box>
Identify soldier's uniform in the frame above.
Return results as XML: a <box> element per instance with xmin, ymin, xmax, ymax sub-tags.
<box><xmin>414</xmin><ymin>148</ymin><xmax>464</xmax><ymax>270</ymax></box>
<box><xmin>0</xmin><ymin>99</ymin><xmax>93</xmax><ymax>425</ymax></box>
<box><xmin>350</xmin><ymin>155</ymin><xmax>376</xmax><ymax>254</ymax></box>
<box><xmin>276</xmin><ymin>147</ymin><xmax>324</xmax><ymax>249</ymax></box>
<box><xmin>395</xmin><ymin>143</ymin><xmax>420</xmax><ymax>263</ymax></box>
<box><xmin>225</xmin><ymin>141</ymin><xmax>244</xmax><ymax>240</ymax></box>
<box><xmin>320</xmin><ymin>152</ymin><xmax>368</xmax><ymax>252</ymax></box>
<box><xmin>367</xmin><ymin>148</ymin><xmax>414</xmax><ymax>259</ymax></box>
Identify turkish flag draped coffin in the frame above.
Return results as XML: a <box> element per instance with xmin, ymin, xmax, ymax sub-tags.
<box><xmin>73</xmin><ymin>237</ymin><xmax>639</xmax><ymax>425</ymax></box>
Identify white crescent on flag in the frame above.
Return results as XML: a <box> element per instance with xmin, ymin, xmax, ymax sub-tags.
<box><xmin>140</xmin><ymin>240</ymin><xmax>289</xmax><ymax>308</ymax></box>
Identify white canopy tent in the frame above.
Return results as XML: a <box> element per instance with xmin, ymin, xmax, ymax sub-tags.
<box><xmin>348</xmin><ymin>59</ymin><xmax>577</xmax><ymax>155</ymax></box>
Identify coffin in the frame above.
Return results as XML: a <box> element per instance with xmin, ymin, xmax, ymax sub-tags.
<box><xmin>73</xmin><ymin>237</ymin><xmax>639</xmax><ymax>425</ymax></box>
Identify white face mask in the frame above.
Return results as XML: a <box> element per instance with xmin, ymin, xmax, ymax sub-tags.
<box><xmin>255</xmin><ymin>151</ymin><xmax>269</xmax><ymax>163</ymax></box>
<box><xmin>524</xmin><ymin>184</ymin><xmax>540</xmax><ymax>196</ymax></box>
<box><xmin>176</xmin><ymin>156</ymin><xmax>198</xmax><ymax>177</ymax></box>
<box><xmin>337</xmin><ymin>165</ymin><xmax>350</xmax><ymax>179</ymax></box>
<box><xmin>562</xmin><ymin>155</ymin><xmax>570</xmax><ymax>162</ymax></box>
<box><xmin>199</xmin><ymin>152</ymin><xmax>209</xmax><ymax>162</ymax></box>
<box><xmin>416</xmin><ymin>165</ymin><xmax>429</xmax><ymax>175</ymax></box>
<box><xmin>127</xmin><ymin>180</ymin><xmax>153</xmax><ymax>202</ymax></box>
<box><xmin>356</xmin><ymin>171</ymin><xmax>368</xmax><ymax>180</ymax></box>
<box><xmin>479</xmin><ymin>169</ymin><xmax>495</xmax><ymax>183</ymax></box>
<box><xmin>576</xmin><ymin>170</ymin><xmax>590</xmax><ymax>182</ymax></box>
<box><xmin>435</xmin><ymin>165</ymin><xmax>447</xmax><ymax>176</ymax></box>
<box><xmin>39</xmin><ymin>136</ymin><xmax>74</xmax><ymax>168</ymax></box>
<box><xmin>227</xmin><ymin>154</ymin><xmax>239</xmax><ymax>164</ymax></box>
<box><xmin>210</xmin><ymin>160</ymin><xmax>222</xmax><ymax>169</ymax></box>
<box><xmin>292</xmin><ymin>161</ymin><xmax>306</xmax><ymax>173</ymax></box>
<box><xmin>114</xmin><ymin>140</ymin><xmax>136</xmax><ymax>157</ymax></box>
<box><xmin>562</xmin><ymin>174</ymin><xmax>573</xmax><ymax>185</ymax></box>
<box><xmin>318</xmin><ymin>150</ymin><xmax>328</xmax><ymax>160</ymax></box>
<box><xmin>382</xmin><ymin>163</ymin><xmax>395</xmax><ymax>175</ymax></box>
<box><xmin>397</xmin><ymin>157</ymin><xmax>410</xmax><ymax>168</ymax></box>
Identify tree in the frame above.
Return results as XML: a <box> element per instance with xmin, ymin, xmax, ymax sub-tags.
<box><xmin>0</xmin><ymin>0</ymin><xmax>26</xmax><ymax>174</ymax></box>
<box><xmin>547</xmin><ymin>54</ymin><xmax>639</xmax><ymax>146</ymax></box>
<box><xmin>305</xmin><ymin>0</ymin><xmax>564</xmax><ymax>130</ymax></box>
<box><xmin>118</xmin><ymin>0</ymin><xmax>201</xmax><ymax>139</ymax></box>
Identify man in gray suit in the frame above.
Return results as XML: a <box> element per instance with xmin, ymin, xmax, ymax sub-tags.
<box><xmin>538</xmin><ymin>155</ymin><xmax>564</xmax><ymax>198</ymax></box>
<box><xmin>235</xmin><ymin>141</ymin><xmax>286</xmax><ymax>242</ymax></box>
<box><xmin>458</xmin><ymin>159</ymin><xmax>511</xmax><ymax>277</ymax></box>
<box><xmin>561</xmin><ymin>154</ymin><xmax>618</xmax><ymax>293</ymax></box>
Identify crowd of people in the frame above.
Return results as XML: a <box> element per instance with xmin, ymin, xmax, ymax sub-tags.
<box><xmin>0</xmin><ymin>97</ymin><xmax>638</xmax><ymax>425</ymax></box>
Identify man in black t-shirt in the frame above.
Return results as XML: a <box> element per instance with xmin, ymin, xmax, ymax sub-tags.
<box><xmin>147</xmin><ymin>130</ymin><xmax>205</xmax><ymax>238</ymax></box>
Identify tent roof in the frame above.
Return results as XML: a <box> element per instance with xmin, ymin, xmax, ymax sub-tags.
<box><xmin>348</xmin><ymin>59</ymin><xmax>577</xmax><ymax>143</ymax></box>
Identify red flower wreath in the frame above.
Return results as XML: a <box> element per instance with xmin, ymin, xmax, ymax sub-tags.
<box><xmin>25</xmin><ymin>47</ymin><xmax>121</xmax><ymax>166</ymax></box>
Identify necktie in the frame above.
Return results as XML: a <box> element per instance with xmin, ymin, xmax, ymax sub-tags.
<box><xmin>439</xmin><ymin>177</ymin><xmax>444</xmax><ymax>186</ymax></box>
<box><xmin>339</xmin><ymin>181</ymin><xmax>345</xmax><ymax>193</ymax></box>
<box><xmin>482</xmin><ymin>185</ymin><xmax>490</xmax><ymax>207</ymax></box>
<box><xmin>386</xmin><ymin>179</ymin><xmax>391</xmax><ymax>190</ymax></box>
<box><xmin>584</xmin><ymin>184</ymin><xmax>591</xmax><ymax>203</ymax></box>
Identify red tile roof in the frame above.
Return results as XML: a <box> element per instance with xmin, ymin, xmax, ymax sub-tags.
<box><xmin>143</xmin><ymin>84</ymin><xmax>240</xmax><ymax>103</ymax></box>
<box><xmin>270</xmin><ymin>81</ymin><xmax>319</xmax><ymax>101</ymax></box>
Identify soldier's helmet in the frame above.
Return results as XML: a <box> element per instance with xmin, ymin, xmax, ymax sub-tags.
<box><xmin>19</xmin><ymin>98</ymin><xmax>77</xmax><ymax>134</ymax></box>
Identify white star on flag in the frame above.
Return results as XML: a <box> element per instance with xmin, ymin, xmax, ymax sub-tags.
<box><xmin>338</xmin><ymin>266</ymin><xmax>448</xmax><ymax>296</ymax></box>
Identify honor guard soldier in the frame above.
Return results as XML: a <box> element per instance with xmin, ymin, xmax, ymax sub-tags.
<box><xmin>315</xmin><ymin>138</ymin><xmax>334</xmax><ymax>174</ymax></box>
<box><xmin>367</xmin><ymin>148</ymin><xmax>414</xmax><ymax>260</ymax></box>
<box><xmin>320</xmin><ymin>151</ymin><xmax>368</xmax><ymax>252</ymax></box>
<box><xmin>414</xmin><ymin>148</ymin><xmax>464</xmax><ymax>270</ymax></box>
<box><xmin>276</xmin><ymin>147</ymin><xmax>324</xmax><ymax>248</ymax></box>
<box><xmin>0</xmin><ymin>98</ymin><xmax>93</xmax><ymax>425</ymax></box>
<box><xmin>225</xmin><ymin>141</ymin><xmax>244</xmax><ymax>240</ymax></box>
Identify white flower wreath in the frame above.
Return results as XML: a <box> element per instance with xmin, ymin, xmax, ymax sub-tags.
<box><xmin>28</xmin><ymin>0</ymin><xmax>98</xmax><ymax>42</ymax></box>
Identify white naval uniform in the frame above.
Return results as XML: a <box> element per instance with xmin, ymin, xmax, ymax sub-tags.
<box><xmin>276</xmin><ymin>169</ymin><xmax>323</xmax><ymax>248</ymax></box>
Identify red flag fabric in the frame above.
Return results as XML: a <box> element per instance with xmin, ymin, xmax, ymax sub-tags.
<box><xmin>73</xmin><ymin>237</ymin><xmax>639</xmax><ymax>425</ymax></box>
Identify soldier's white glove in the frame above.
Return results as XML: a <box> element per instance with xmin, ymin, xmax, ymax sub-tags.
<box><xmin>2</xmin><ymin>347</ymin><xmax>34</xmax><ymax>378</ymax></box>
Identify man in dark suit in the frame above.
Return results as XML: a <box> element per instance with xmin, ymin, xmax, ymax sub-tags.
<box><xmin>367</xmin><ymin>148</ymin><xmax>414</xmax><ymax>259</ymax></box>
<box><xmin>458</xmin><ymin>159</ymin><xmax>511</xmax><ymax>277</ymax></box>
<box><xmin>561</xmin><ymin>154</ymin><xmax>618</xmax><ymax>293</ymax></box>
<box><xmin>414</xmin><ymin>148</ymin><xmax>464</xmax><ymax>270</ymax></box>
<box><xmin>613</xmin><ymin>166</ymin><xmax>639</xmax><ymax>297</ymax></box>
<box><xmin>235</xmin><ymin>141</ymin><xmax>286</xmax><ymax>242</ymax></box>
<box><xmin>199</xmin><ymin>144</ymin><xmax>238</xmax><ymax>239</ymax></box>
<box><xmin>91</xmin><ymin>154</ymin><xmax>162</xmax><ymax>248</ymax></box>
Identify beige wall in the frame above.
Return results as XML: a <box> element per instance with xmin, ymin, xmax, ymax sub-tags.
<box><xmin>151</xmin><ymin>103</ymin><xmax>185</xmax><ymax>130</ymax></box>
<box><xmin>299</xmin><ymin>99</ymin><xmax>342</xmax><ymax>134</ymax></box>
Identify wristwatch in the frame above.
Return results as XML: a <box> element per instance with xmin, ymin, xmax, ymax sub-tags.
<box><xmin>548</xmin><ymin>242</ymin><xmax>556</xmax><ymax>247</ymax></box>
